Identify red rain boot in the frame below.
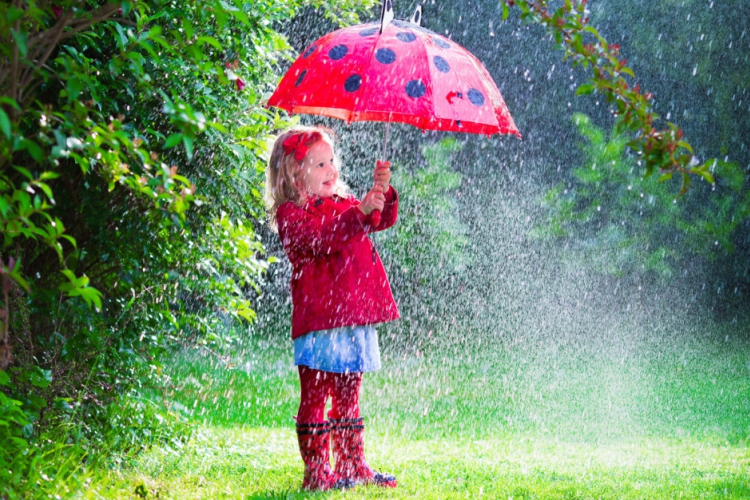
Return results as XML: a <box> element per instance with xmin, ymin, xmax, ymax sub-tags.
<box><xmin>330</xmin><ymin>417</ymin><xmax>397</xmax><ymax>488</ymax></box>
<box><xmin>296</xmin><ymin>422</ymin><xmax>352</xmax><ymax>491</ymax></box>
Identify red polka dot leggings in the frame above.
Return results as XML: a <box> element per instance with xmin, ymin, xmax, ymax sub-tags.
<box><xmin>297</xmin><ymin>366</ymin><xmax>362</xmax><ymax>423</ymax></box>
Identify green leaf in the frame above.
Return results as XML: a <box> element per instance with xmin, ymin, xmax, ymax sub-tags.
<box><xmin>182</xmin><ymin>17</ymin><xmax>194</xmax><ymax>40</ymax></box>
<box><xmin>677</xmin><ymin>141</ymin><xmax>693</xmax><ymax>154</ymax></box>
<box><xmin>60</xmin><ymin>269</ymin><xmax>77</xmax><ymax>284</ymax></box>
<box><xmin>215</xmin><ymin>9</ymin><xmax>227</xmax><ymax>29</ymax></box>
<box><xmin>7</xmin><ymin>7</ymin><xmax>24</xmax><ymax>24</ymax></box>
<box><xmin>7</xmin><ymin>267</ymin><xmax>30</xmax><ymax>293</ymax></box>
<box><xmin>208</xmin><ymin>121</ymin><xmax>228</xmax><ymax>133</ymax></box>
<box><xmin>120</xmin><ymin>1</ymin><xmax>133</xmax><ymax>16</ymax></box>
<box><xmin>10</xmin><ymin>29</ymin><xmax>28</xmax><ymax>57</ymax></box>
<box><xmin>22</xmin><ymin>140</ymin><xmax>45</xmax><ymax>163</ymax></box>
<box><xmin>576</xmin><ymin>83</ymin><xmax>596</xmax><ymax>96</ymax></box>
<box><xmin>54</xmin><ymin>398</ymin><xmax>75</xmax><ymax>412</ymax></box>
<box><xmin>657</xmin><ymin>171</ymin><xmax>673</xmax><ymax>183</ymax></box>
<box><xmin>67</xmin><ymin>75</ymin><xmax>83</xmax><ymax>101</ymax></box>
<box><xmin>0</xmin><ymin>370</ymin><xmax>10</xmax><ymax>386</ymax></box>
<box><xmin>229</xmin><ymin>10</ymin><xmax>250</xmax><ymax>26</ymax></box>
<box><xmin>147</xmin><ymin>25</ymin><xmax>163</xmax><ymax>38</ymax></box>
<box><xmin>29</xmin><ymin>367</ymin><xmax>52</xmax><ymax>388</ymax></box>
<box><xmin>78</xmin><ymin>287</ymin><xmax>103</xmax><ymax>310</ymax></box>
<box><xmin>183</xmin><ymin>135</ymin><xmax>194</xmax><ymax>159</ymax></box>
<box><xmin>626</xmin><ymin>139</ymin><xmax>643</xmax><ymax>152</ymax></box>
<box><xmin>60</xmin><ymin>235</ymin><xmax>77</xmax><ymax>248</ymax></box>
<box><xmin>678</xmin><ymin>171</ymin><xmax>691</xmax><ymax>196</ymax></box>
<box><xmin>39</xmin><ymin>171</ymin><xmax>59</xmax><ymax>181</ymax></box>
<box><xmin>0</xmin><ymin>97</ymin><xmax>20</xmax><ymax>110</ymax></box>
<box><xmin>34</xmin><ymin>181</ymin><xmax>55</xmax><ymax>203</ymax></box>
<box><xmin>196</xmin><ymin>36</ymin><xmax>222</xmax><ymax>50</ymax></box>
<box><xmin>692</xmin><ymin>169</ymin><xmax>714</xmax><ymax>185</ymax></box>
<box><xmin>502</xmin><ymin>2</ymin><xmax>510</xmax><ymax>20</ymax></box>
<box><xmin>13</xmin><ymin>166</ymin><xmax>33</xmax><ymax>180</ymax></box>
<box><xmin>643</xmin><ymin>163</ymin><xmax>655</xmax><ymax>179</ymax></box>
<box><xmin>164</xmin><ymin>133</ymin><xmax>183</xmax><ymax>148</ymax></box>
<box><xmin>114</xmin><ymin>22</ymin><xmax>128</xmax><ymax>49</ymax></box>
<box><xmin>59</xmin><ymin>270</ymin><xmax>102</xmax><ymax>310</ymax></box>
<box><xmin>0</xmin><ymin>108</ymin><xmax>10</xmax><ymax>139</ymax></box>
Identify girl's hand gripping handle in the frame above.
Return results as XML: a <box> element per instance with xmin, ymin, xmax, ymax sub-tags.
<box><xmin>370</xmin><ymin>160</ymin><xmax>392</xmax><ymax>227</ymax></box>
<box><xmin>360</xmin><ymin>184</ymin><xmax>386</xmax><ymax>219</ymax></box>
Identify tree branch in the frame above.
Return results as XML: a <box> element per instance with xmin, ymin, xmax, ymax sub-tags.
<box><xmin>502</xmin><ymin>0</ymin><xmax>716</xmax><ymax>194</ymax></box>
<box><xmin>18</xmin><ymin>11</ymin><xmax>76</xmax><ymax>99</ymax></box>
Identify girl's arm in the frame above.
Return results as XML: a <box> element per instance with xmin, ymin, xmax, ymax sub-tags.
<box><xmin>366</xmin><ymin>186</ymin><xmax>398</xmax><ymax>232</ymax></box>
<box><xmin>277</xmin><ymin>202</ymin><xmax>367</xmax><ymax>257</ymax></box>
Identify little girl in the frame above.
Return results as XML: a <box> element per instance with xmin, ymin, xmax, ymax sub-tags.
<box><xmin>266</xmin><ymin>126</ymin><xmax>400</xmax><ymax>491</ymax></box>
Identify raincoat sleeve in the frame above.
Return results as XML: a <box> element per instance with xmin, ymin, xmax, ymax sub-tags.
<box><xmin>366</xmin><ymin>186</ymin><xmax>399</xmax><ymax>233</ymax></box>
<box><xmin>277</xmin><ymin>202</ymin><xmax>367</xmax><ymax>258</ymax></box>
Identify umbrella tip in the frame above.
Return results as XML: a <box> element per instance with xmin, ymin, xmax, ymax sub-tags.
<box><xmin>380</xmin><ymin>0</ymin><xmax>394</xmax><ymax>34</ymax></box>
<box><xmin>409</xmin><ymin>5</ymin><xmax>422</xmax><ymax>26</ymax></box>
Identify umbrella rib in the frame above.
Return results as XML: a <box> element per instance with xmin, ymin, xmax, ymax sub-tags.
<box><xmin>442</xmin><ymin>50</ymin><xmax>463</xmax><ymax>131</ymax></box>
<box><xmin>354</xmin><ymin>25</ymin><xmax>384</xmax><ymax>121</ymax></box>
<box><xmin>462</xmin><ymin>49</ymin><xmax>507</xmax><ymax>131</ymax></box>
<box><xmin>413</xmin><ymin>28</ymin><xmax>433</xmax><ymax>131</ymax></box>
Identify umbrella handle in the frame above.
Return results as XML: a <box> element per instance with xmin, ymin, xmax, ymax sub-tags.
<box><xmin>370</xmin><ymin>210</ymin><xmax>381</xmax><ymax>228</ymax></box>
<box><xmin>381</xmin><ymin>120</ymin><xmax>391</xmax><ymax>160</ymax></box>
<box><xmin>371</xmin><ymin>120</ymin><xmax>391</xmax><ymax>229</ymax></box>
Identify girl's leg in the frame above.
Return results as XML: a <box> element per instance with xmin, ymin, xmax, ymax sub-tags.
<box><xmin>329</xmin><ymin>372</ymin><xmax>396</xmax><ymax>488</ymax></box>
<box><xmin>296</xmin><ymin>366</ymin><xmax>350</xmax><ymax>491</ymax></box>
<box><xmin>329</xmin><ymin>371</ymin><xmax>362</xmax><ymax>420</ymax></box>
<box><xmin>297</xmin><ymin>365</ymin><xmax>332</xmax><ymax>423</ymax></box>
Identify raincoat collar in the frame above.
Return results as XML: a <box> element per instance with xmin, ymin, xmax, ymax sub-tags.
<box><xmin>303</xmin><ymin>193</ymin><xmax>348</xmax><ymax>210</ymax></box>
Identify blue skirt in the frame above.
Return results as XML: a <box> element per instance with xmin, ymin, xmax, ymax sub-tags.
<box><xmin>293</xmin><ymin>325</ymin><xmax>381</xmax><ymax>374</ymax></box>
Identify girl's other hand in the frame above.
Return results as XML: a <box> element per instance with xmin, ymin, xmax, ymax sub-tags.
<box><xmin>374</xmin><ymin>160</ymin><xmax>391</xmax><ymax>191</ymax></box>
<box><xmin>359</xmin><ymin>184</ymin><xmax>386</xmax><ymax>215</ymax></box>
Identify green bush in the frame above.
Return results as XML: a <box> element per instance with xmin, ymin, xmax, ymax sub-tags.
<box><xmin>376</xmin><ymin>138</ymin><xmax>471</xmax><ymax>346</ymax></box>
<box><xmin>535</xmin><ymin>113</ymin><xmax>750</xmax><ymax>278</ymax></box>
<box><xmin>381</xmin><ymin>138</ymin><xmax>470</xmax><ymax>285</ymax></box>
<box><xmin>0</xmin><ymin>0</ymin><xmax>374</xmax><ymax>496</ymax></box>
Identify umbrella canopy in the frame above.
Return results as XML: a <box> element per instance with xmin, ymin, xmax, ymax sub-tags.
<box><xmin>268</xmin><ymin>18</ymin><xmax>520</xmax><ymax>138</ymax></box>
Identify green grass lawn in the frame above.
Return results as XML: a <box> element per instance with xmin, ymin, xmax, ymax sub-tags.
<box><xmin>85</xmin><ymin>327</ymin><xmax>750</xmax><ymax>499</ymax></box>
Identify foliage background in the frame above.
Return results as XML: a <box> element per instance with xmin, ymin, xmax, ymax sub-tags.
<box><xmin>1</xmin><ymin>0</ymin><xmax>749</xmax><ymax>498</ymax></box>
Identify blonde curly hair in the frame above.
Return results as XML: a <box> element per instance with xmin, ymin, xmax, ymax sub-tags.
<box><xmin>265</xmin><ymin>126</ymin><xmax>349</xmax><ymax>231</ymax></box>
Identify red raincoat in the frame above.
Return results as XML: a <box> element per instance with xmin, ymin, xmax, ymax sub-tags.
<box><xmin>277</xmin><ymin>187</ymin><xmax>400</xmax><ymax>339</ymax></box>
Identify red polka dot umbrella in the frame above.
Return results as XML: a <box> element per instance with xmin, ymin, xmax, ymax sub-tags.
<box><xmin>267</xmin><ymin>4</ymin><xmax>520</xmax><ymax>139</ymax></box>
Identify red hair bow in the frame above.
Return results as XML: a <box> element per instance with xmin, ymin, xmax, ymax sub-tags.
<box><xmin>282</xmin><ymin>133</ymin><xmax>312</xmax><ymax>162</ymax></box>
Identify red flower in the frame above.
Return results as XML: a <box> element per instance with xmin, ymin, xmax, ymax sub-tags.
<box><xmin>52</xmin><ymin>5</ymin><xmax>63</xmax><ymax>18</ymax></box>
<box><xmin>236</xmin><ymin>78</ymin><xmax>245</xmax><ymax>91</ymax></box>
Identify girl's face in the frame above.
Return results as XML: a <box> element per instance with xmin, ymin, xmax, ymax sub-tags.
<box><xmin>299</xmin><ymin>140</ymin><xmax>338</xmax><ymax>198</ymax></box>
